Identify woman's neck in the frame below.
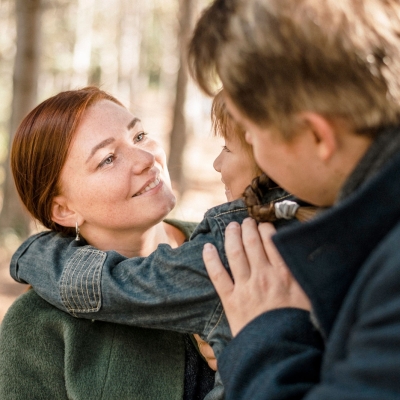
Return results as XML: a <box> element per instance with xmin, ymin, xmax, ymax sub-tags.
<box><xmin>80</xmin><ymin>220</ymin><xmax>185</xmax><ymax>258</ymax></box>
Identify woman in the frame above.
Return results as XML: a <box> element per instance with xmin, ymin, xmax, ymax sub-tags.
<box><xmin>0</xmin><ymin>87</ymin><xmax>310</xmax><ymax>398</ymax></box>
<box><xmin>0</xmin><ymin>87</ymin><xmax>216</xmax><ymax>399</ymax></box>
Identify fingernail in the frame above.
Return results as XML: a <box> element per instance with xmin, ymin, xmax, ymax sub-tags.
<box><xmin>227</xmin><ymin>221</ymin><xmax>239</xmax><ymax>230</ymax></box>
<box><xmin>203</xmin><ymin>243</ymin><xmax>215</xmax><ymax>252</ymax></box>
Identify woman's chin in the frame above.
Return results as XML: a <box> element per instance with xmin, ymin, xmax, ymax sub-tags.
<box><xmin>160</xmin><ymin>191</ymin><xmax>177</xmax><ymax>217</ymax></box>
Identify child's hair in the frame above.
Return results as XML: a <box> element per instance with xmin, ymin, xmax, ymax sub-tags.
<box><xmin>211</xmin><ymin>90</ymin><xmax>318</xmax><ymax>221</ymax></box>
<box><xmin>211</xmin><ymin>89</ymin><xmax>262</xmax><ymax>176</ymax></box>
<box><xmin>244</xmin><ymin>173</ymin><xmax>319</xmax><ymax>223</ymax></box>
<box><xmin>189</xmin><ymin>0</ymin><xmax>400</xmax><ymax>138</ymax></box>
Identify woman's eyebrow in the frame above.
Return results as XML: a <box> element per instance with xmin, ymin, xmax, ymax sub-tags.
<box><xmin>127</xmin><ymin>117</ymin><xmax>141</xmax><ymax>130</ymax></box>
<box><xmin>86</xmin><ymin>138</ymin><xmax>115</xmax><ymax>163</ymax></box>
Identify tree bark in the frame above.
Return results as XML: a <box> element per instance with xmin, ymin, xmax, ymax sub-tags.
<box><xmin>0</xmin><ymin>0</ymin><xmax>42</xmax><ymax>238</ymax></box>
<box><xmin>167</xmin><ymin>0</ymin><xmax>194</xmax><ymax>195</ymax></box>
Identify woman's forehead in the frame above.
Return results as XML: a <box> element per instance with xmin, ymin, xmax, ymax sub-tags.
<box><xmin>78</xmin><ymin>100</ymin><xmax>140</xmax><ymax>132</ymax></box>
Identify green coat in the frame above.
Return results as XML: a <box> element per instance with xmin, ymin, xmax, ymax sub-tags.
<box><xmin>0</xmin><ymin>220</ymin><xmax>200</xmax><ymax>400</ymax></box>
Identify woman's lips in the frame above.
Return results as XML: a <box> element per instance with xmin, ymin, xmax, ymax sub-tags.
<box><xmin>132</xmin><ymin>177</ymin><xmax>161</xmax><ymax>197</ymax></box>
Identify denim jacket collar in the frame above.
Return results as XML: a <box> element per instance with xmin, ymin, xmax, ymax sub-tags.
<box><xmin>272</xmin><ymin>151</ymin><xmax>400</xmax><ymax>339</ymax></box>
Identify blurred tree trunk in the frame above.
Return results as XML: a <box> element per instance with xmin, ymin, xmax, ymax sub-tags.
<box><xmin>117</xmin><ymin>0</ymin><xmax>143</xmax><ymax>108</ymax></box>
<box><xmin>0</xmin><ymin>0</ymin><xmax>42</xmax><ymax>238</ymax></box>
<box><xmin>70</xmin><ymin>0</ymin><xmax>95</xmax><ymax>89</ymax></box>
<box><xmin>167</xmin><ymin>0</ymin><xmax>194</xmax><ymax>195</ymax></box>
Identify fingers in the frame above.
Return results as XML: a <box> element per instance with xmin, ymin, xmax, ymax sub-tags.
<box><xmin>257</xmin><ymin>222</ymin><xmax>285</xmax><ymax>268</ymax></box>
<box><xmin>224</xmin><ymin>222</ymin><xmax>251</xmax><ymax>281</ymax></box>
<box><xmin>193</xmin><ymin>334</ymin><xmax>218</xmax><ymax>371</ymax></box>
<box><xmin>203</xmin><ymin>243</ymin><xmax>234</xmax><ymax>299</ymax></box>
<box><xmin>198</xmin><ymin>341</ymin><xmax>217</xmax><ymax>364</ymax></box>
<box><xmin>240</xmin><ymin>218</ymin><xmax>270</xmax><ymax>273</ymax></box>
<box><xmin>206</xmin><ymin>357</ymin><xmax>218</xmax><ymax>371</ymax></box>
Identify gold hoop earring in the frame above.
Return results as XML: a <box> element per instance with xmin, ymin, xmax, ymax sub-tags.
<box><xmin>75</xmin><ymin>222</ymin><xmax>80</xmax><ymax>241</ymax></box>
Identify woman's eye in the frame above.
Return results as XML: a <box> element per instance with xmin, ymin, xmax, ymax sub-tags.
<box><xmin>222</xmin><ymin>145</ymin><xmax>231</xmax><ymax>152</ymax></box>
<box><xmin>98</xmin><ymin>155</ymin><xmax>114</xmax><ymax>168</ymax></box>
<box><xmin>134</xmin><ymin>131</ymin><xmax>148</xmax><ymax>143</ymax></box>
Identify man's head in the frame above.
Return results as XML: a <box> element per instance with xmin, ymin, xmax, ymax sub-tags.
<box><xmin>189</xmin><ymin>0</ymin><xmax>400</xmax><ymax>205</ymax></box>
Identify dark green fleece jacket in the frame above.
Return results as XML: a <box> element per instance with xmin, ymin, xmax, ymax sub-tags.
<box><xmin>0</xmin><ymin>220</ymin><xmax>199</xmax><ymax>399</ymax></box>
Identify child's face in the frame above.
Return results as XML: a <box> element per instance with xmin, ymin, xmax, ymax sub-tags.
<box><xmin>213</xmin><ymin>135</ymin><xmax>256</xmax><ymax>201</ymax></box>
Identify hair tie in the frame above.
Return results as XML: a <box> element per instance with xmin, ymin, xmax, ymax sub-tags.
<box><xmin>274</xmin><ymin>200</ymin><xmax>300</xmax><ymax>220</ymax></box>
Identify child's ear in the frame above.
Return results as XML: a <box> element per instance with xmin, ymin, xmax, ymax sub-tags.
<box><xmin>51</xmin><ymin>196</ymin><xmax>81</xmax><ymax>228</ymax></box>
<box><xmin>298</xmin><ymin>112</ymin><xmax>338</xmax><ymax>161</ymax></box>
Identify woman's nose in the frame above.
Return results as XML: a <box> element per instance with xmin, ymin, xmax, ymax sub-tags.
<box><xmin>130</xmin><ymin>147</ymin><xmax>155</xmax><ymax>174</ymax></box>
<box><xmin>213</xmin><ymin>152</ymin><xmax>222</xmax><ymax>172</ymax></box>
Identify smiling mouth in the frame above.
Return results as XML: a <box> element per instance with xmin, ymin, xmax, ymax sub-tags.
<box><xmin>133</xmin><ymin>177</ymin><xmax>161</xmax><ymax>197</ymax></box>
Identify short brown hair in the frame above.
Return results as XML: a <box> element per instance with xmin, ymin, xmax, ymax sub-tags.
<box><xmin>211</xmin><ymin>89</ymin><xmax>262</xmax><ymax>176</ymax></box>
<box><xmin>189</xmin><ymin>0</ymin><xmax>400</xmax><ymax>137</ymax></box>
<box><xmin>11</xmin><ymin>87</ymin><xmax>124</xmax><ymax>235</ymax></box>
<box><xmin>211</xmin><ymin>90</ymin><xmax>248</xmax><ymax>150</ymax></box>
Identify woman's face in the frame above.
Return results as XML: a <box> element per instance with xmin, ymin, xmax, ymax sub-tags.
<box><xmin>56</xmin><ymin>100</ymin><xmax>176</xmax><ymax>235</ymax></box>
<box><xmin>213</xmin><ymin>135</ymin><xmax>257</xmax><ymax>201</ymax></box>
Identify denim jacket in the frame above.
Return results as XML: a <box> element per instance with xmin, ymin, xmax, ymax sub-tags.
<box><xmin>11</xmin><ymin>188</ymin><xmax>293</xmax><ymax>358</ymax></box>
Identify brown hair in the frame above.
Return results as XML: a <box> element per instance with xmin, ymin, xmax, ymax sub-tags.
<box><xmin>211</xmin><ymin>89</ymin><xmax>262</xmax><ymax>176</ymax></box>
<box><xmin>11</xmin><ymin>87</ymin><xmax>124</xmax><ymax>235</ymax></box>
<box><xmin>189</xmin><ymin>0</ymin><xmax>400</xmax><ymax>137</ymax></box>
<box><xmin>244</xmin><ymin>174</ymin><xmax>319</xmax><ymax>223</ymax></box>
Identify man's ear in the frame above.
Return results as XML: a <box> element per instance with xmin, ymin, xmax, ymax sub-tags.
<box><xmin>298</xmin><ymin>112</ymin><xmax>338</xmax><ymax>161</ymax></box>
<box><xmin>51</xmin><ymin>196</ymin><xmax>81</xmax><ymax>228</ymax></box>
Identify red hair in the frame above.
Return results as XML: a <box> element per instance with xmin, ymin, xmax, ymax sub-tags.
<box><xmin>11</xmin><ymin>87</ymin><xmax>124</xmax><ymax>235</ymax></box>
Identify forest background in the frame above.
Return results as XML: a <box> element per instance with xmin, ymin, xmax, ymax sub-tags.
<box><xmin>0</xmin><ymin>0</ymin><xmax>227</xmax><ymax>322</ymax></box>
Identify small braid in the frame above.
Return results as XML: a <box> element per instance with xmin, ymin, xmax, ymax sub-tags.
<box><xmin>243</xmin><ymin>174</ymin><xmax>278</xmax><ymax>222</ymax></box>
<box><xmin>243</xmin><ymin>173</ymin><xmax>319</xmax><ymax>222</ymax></box>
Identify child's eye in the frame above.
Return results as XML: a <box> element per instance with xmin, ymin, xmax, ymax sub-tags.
<box><xmin>134</xmin><ymin>131</ymin><xmax>148</xmax><ymax>143</ymax></box>
<box><xmin>222</xmin><ymin>145</ymin><xmax>231</xmax><ymax>152</ymax></box>
<box><xmin>98</xmin><ymin>155</ymin><xmax>114</xmax><ymax>168</ymax></box>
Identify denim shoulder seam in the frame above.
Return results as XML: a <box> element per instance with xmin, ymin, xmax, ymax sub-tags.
<box><xmin>60</xmin><ymin>247</ymin><xmax>106</xmax><ymax>314</ymax></box>
<box><xmin>212</xmin><ymin>207</ymin><xmax>247</xmax><ymax>218</ymax></box>
<box><xmin>270</xmin><ymin>193</ymin><xmax>292</xmax><ymax>203</ymax></box>
<box><xmin>212</xmin><ymin>194</ymin><xmax>292</xmax><ymax>219</ymax></box>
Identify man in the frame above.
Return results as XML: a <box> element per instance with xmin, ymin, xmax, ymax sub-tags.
<box><xmin>189</xmin><ymin>0</ymin><xmax>400</xmax><ymax>398</ymax></box>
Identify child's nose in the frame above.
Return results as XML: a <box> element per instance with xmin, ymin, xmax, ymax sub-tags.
<box><xmin>213</xmin><ymin>152</ymin><xmax>222</xmax><ymax>172</ymax></box>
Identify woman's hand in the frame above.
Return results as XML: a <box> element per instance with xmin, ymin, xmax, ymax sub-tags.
<box><xmin>203</xmin><ymin>218</ymin><xmax>311</xmax><ymax>337</ymax></box>
<box><xmin>193</xmin><ymin>334</ymin><xmax>217</xmax><ymax>371</ymax></box>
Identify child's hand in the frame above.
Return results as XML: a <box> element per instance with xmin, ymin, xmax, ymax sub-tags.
<box><xmin>203</xmin><ymin>218</ymin><xmax>311</xmax><ymax>337</ymax></box>
<box><xmin>193</xmin><ymin>334</ymin><xmax>217</xmax><ymax>371</ymax></box>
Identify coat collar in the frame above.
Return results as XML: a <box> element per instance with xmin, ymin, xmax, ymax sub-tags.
<box><xmin>272</xmin><ymin>151</ymin><xmax>400</xmax><ymax>339</ymax></box>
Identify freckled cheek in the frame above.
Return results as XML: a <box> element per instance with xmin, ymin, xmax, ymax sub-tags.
<box><xmin>84</xmin><ymin>178</ymin><xmax>126</xmax><ymax>203</ymax></box>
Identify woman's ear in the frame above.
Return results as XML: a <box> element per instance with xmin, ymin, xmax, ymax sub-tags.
<box><xmin>51</xmin><ymin>196</ymin><xmax>81</xmax><ymax>228</ymax></box>
<box><xmin>298</xmin><ymin>112</ymin><xmax>338</xmax><ymax>161</ymax></box>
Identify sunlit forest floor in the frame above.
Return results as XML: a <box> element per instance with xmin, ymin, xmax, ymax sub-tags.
<box><xmin>0</xmin><ymin>116</ymin><xmax>227</xmax><ymax>322</ymax></box>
